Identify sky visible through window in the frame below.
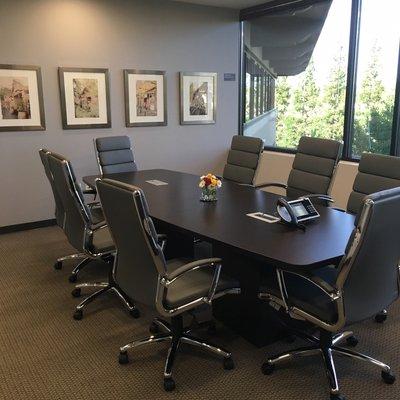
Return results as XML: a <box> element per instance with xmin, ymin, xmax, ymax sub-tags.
<box><xmin>287</xmin><ymin>0</ymin><xmax>398</xmax><ymax>91</ymax></box>
<box><xmin>274</xmin><ymin>0</ymin><xmax>400</xmax><ymax>154</ymax></box>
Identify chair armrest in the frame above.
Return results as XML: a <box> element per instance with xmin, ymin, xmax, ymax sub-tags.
<box><xmin>90</xmin><ymin>221</ymin><xmax>108</xmax><ymax>231</ymax></box>
<box><xmin>163</xmin><ymin>257</ymin><xmax>223</xmax><ymax>304</ymax></box>
<box><xmin>87</xmin><ymin>201</ymin><xmax>101</xmax><ymax>209</ymax></box>
<box><xmin>166</xmin><ymin>258</ymin><xmax>222</xmax><ymax>281</ymax></box>
<box><xmin>255</xmin><ymin>182</ymin><xmax>288</xmax><ymax>190</ymax></box>
<box><xmin>281</xmin><ymin>269</ymin><xmax>340</xmax><ymax>300</ymax></box>
<box><xmin>157</xmin><ymin>234</ymin><xmax>167</xmax><ymax>252</ymax></box>
<box><xmin>304</xmin><ymin>194</ymin><xmax>334</xmax><ymax>204</ymax></box>
<box><xmin>83</xmin><ymin>188</ymin><xmax>96</xmax><ymax>195</ymax></box>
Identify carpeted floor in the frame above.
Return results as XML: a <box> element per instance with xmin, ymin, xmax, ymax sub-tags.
<box><xmin>0</xmin><ymin>226</ymin><xmax>399</xmax><ymax>400</ymax></box>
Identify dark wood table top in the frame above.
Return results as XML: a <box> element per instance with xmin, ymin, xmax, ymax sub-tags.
<box><xmin>84</xmin><ymin>169</ymin><xmax>355</xmax><ymax>269</ymax></box>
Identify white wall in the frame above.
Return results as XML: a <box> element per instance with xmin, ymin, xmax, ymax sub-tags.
<box><xmin>255</xmin><ymin>151</ymin><xmax>358</xmax><ymax>209</ymax></box>
<box><xmin>0</xmin><ymin>0</ymin><xmax>240</xmax><ymax>227</ymax></box>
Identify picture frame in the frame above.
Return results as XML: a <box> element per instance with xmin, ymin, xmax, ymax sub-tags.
<box><xmin>58</xmin><ymin>67</ymin><xmax>111</xmax><ymax>130</ymax></box>
<box><xmin>124</xmin><ymin>69</ymin><xmax>167</xmax><ymax>127</ymax></box>
<box><xmin>179</xmin><ymin>72</ymin><xmax>217</xmax><ymax>125</ymax></box>
<box><xmin>0</xmin><ymin>64</ymin><xmax>45</xmax><ymax>132</ymax></box>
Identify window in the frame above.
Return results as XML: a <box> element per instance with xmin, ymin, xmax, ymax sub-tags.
<box><xmin>244</xmin><ymin>52</ymin><xmax>275</xmax><ymax>123</ymax></box>
<box><xmin>351</xmin><ymin>0</ymin><xmax>399</xmax><ymax>157</ymax></box>
<box><xmin>240</xmin><ymin>0</ymin><xmax>400</xmax><ymax>160</ymax></box>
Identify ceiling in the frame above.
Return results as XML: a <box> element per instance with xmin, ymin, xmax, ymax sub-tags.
<box><xmin>170</xmin><ymin>0</ymin><xmax>271</xmax><ymax>9</ymax></box>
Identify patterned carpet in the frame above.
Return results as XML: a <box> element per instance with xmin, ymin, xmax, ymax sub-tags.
<box><xmin>0</xmin><ymin>226</ymin><xmax>399</xmax><ymax>400</ymax></box>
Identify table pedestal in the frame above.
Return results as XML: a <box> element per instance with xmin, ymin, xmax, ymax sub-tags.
<box><xmin>212</xmin><ymin>244</ymin><xmax>288</xmax><ymax>348</ymax></box>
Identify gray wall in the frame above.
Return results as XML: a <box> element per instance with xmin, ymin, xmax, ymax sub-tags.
<box><xmin>0</xmin><ymin>0</ymin><xmax>239</xmax><ymax>227</ymax></box>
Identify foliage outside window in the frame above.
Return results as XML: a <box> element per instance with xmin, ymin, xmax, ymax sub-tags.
<box><xmin>242</xmin><ymin>0</ymin><xmax>400</xmax><ymax>160</ymax></box>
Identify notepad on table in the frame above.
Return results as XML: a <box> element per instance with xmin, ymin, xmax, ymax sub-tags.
<box><xmin>146</xmin><ymin>180</ymin><xmax>168</xmax><ymax>186</ymax></box>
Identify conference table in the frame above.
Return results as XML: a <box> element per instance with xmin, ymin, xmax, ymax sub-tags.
<box><xmin>84</xmin><ymin>169</ymin><xmax>355</xmax><ymax>346</ymax></box>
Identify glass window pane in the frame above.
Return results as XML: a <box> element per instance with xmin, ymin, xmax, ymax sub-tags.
<box><xmin>245</xmin><ymin>72</ymin><xmax>251</xmax><ymax>122</ymax></box>
<box><xmin>242</xmin><ymin>0</ymin><xmax>351</xmax><ymax>147</ymax></box>
<box><xmin>274</xmin><ymin>0</ymin><xmax>351</xmax><ymax>149</ymax></box>
<box><xmin>351</xmin><ymin>0</ymin><xmax>400</xmax><ymax>157</ymax></box>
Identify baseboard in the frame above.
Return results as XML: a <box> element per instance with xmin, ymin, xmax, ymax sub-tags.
<box><xmin>0</xmin><ymin>219</ymin><xmax>57</xmax><ymax>234</ymax></box>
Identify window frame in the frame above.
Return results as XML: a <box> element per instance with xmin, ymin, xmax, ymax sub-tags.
<box><xmin>241</xmin><ymin>47</ymin><xmax>277</xmax><ymax>126</ymax></box>
<box><xmin>239</xmin><ymin>0</ymin><xmax>400</xmax><ymax>163</ymax></box>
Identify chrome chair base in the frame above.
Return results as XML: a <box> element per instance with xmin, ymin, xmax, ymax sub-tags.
<box><xmin>68</xmin><ymin>257</ymin><xmax>93</xmax><ymax>283</ymax></box>
<box><xmin>262</xmin><ymin>330</ymin><xmax>395</xmax><ymax>400</ymax></box>
<box><xmin>54</xmin><ymin>253</ymin><xmax>85</xmax><ymax>270</ymax></box>
<box><xmin>119</xmin><ymin>316</ymin><xmax>234</xmax><ymax>392</ymax></box>
<box><xmin>68</xmin><ymin>253</ymin><xmax>114</xmax><ymax>283</ymax></box>
<box><xmin>54</xmin><ymin>253</ymin><xmax>98</xmax><ymax>284</ymax></box>
<box><xmin>72</xmin><ymin>281</ymin><xmax>139</xmax><ymax>320</ymax></box>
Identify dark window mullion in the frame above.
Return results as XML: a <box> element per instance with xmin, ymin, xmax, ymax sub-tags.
<box><xmin>343</xmin><ymin>0</ymin><xmax>362</xmax><ymax>159</ymax></box>
<box><xmin>263</xmin><ymin>74</ymin><xmax>266</xmax><ymax>112</ymax></box>
<box><xmin>390</xmin><ymin>42</ymin><xmax>400</xmax><ymax>156</ymax></box>
<box><xmin>255</xmin><ymin>74</ymin><xmax>259</xmax><ymax>116</ymax></box>
<box><xmin>260</xmin><ymin>74</ymin><xmax>264</xmax><ymax>114</ymax></box>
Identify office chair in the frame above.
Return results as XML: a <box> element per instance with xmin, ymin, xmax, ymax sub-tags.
<box><xmin>347</xmin><ymin>152</ymin><xmax>400</xmax><ymax>213</ymax></box>
<box><xmin>39</xmin><ymin>149</ymin><xmax>101</xmax><ymax>270</ymax></box>
<box><xmin>256</xmin><ymin>136</ymin><xmax>342</xmax><ymax>202</ymax></box>
<box><xmin>259</xmin><ymin>187</ymin><xmax>400</xmax><ymax>400</ymax></box>
<box><xmin>346</xmin><ymin>152</ymin><xmax>400</xmax><ymax>323</ymax></box>
<box><xmin>222</xmin><ymin>135</ymin><xmax>264</xmax><ymax>185</ymax></box>
<box><xmin>47</xmin><ymin>153</ymin><xmax>139</xmax><ymax>321</ymax></box>
<box><xmin>94</xmin><ymin>135</ymin><xmax>137</xmax><ymax>175</ymax></box>
<box><xmin>96</xmin><ymin>178</ymin><xmax>240</xmax><ymax>391</ymax></box>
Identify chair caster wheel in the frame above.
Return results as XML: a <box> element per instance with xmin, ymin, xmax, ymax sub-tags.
<box><xmin>54</xmin><ymin>261</ymin><xmax>62</xmax><ymax>270</ymax></box>
<box><xmin>163</xmin><ymin>377</ymin><xmax>176</xmax><ymax>392</ymax></box>
<box><xmin>346</xmin><ymin>336</ymin><xmax>358</xmax><ymax>347</ymax></box>
<box><xmin>130</xmin><ymin>308</ymin><xmax>140</xmax><ymax>319</ymax></box>
<box><xmin>149</xmin><ymin>322</ymin><xmax>159</xmax><ymax>334</ymax></box>
<box><xmin>118</xmin><ymin>351</ymin><xmax>129</xmax><ymax>365</ymax></box>
<box><xmin>375</xmin><ymin>313</ymin><xmax>387</xmax><ymax>323</ymax></box>
<box><xmin>382</xmin><ymin>370</ymin><xmax>396</xmax><ymax>384</ymax></box>
<box><xmin>261</xmin><ymin>361</ymin><xmax>275</xmax><ymax>375</ymax></box>
<box><xmin>330</xmin><ymin>394</ymin><xmax>345</xmax><ymax>400</ymax></box>
<box><xmin>223</xmin><ymin>356</ymin><xmax>235</xmax><ymax>370</ymax></box>
<box><xmin>71</xmin><ymin>288</ymin><xmax>81</xmax><ymax>298</ymax></box>
<box><xmin>68</xmin><ymin>274</ymin><xmax>77</xmax><ymax>283</ymax></box>
<box><xmin>73</xmin><ymin>310</ymin><xmax>83</xmax><ymax>320</ymax></box>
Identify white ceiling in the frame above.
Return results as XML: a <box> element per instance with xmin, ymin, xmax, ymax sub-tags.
<box><xmin>170</xmin><ymin>0</ymin><xmax>271</xmax><ymax>10</ymax></box>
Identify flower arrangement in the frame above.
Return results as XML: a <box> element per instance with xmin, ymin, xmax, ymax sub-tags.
<box><xmin>199</xmin><ymin>173</ymin><xmax>222</xmax><ymax>202</ymax></box>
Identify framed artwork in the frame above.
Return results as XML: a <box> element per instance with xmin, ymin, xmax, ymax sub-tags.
<box><xmin>58</xmin><ymin>67</ymin><xmax>111</xmax><ymax>129</ymax></box>
<box><xmin>124</xmin><ymin>69</ymin><xmax>167</xmax><ymax>127</ymax></box>
<box><xmin>0</xmin><ymin>64</ymin><xmax>45</xmax><ymax>132</ymax></box>
<box><xmin>180</xmin><ymin>72</ymin><xmax>217</xmax><ymax>125</ymax></box>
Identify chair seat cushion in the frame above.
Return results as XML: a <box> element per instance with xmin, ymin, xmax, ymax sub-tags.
<box><xmin>90</xmin><ymin>226</ymin><xmax>115</xmax><ymax>253</ymax></box>
<box><xmin>164</xmin><ymin>258</ymin><xmax>238</xmax><ymax>309</ymax></box>
<box><xmin>260</xmin><ymin>266</ymin><xmax>339</xmax><ymax>323</ymax></box>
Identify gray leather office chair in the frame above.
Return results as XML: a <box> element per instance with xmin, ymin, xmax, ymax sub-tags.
<box><xmin>259</xmin><ymin>187</ymin><xmax>400</xmax><ymax>400</ymax></box>
<box><xmin>94</xmin><ymin>135</ymin><xmax>137</xmax><ymax>175</ymax></box>
<box><xmin>47</xmin><ymin>152</ymin><xmax>139</xmax><ymax>320</ymax></box>
<box><xmin>222</xmin><ymin>135</ymin><xmax>264</xmax><ymax>185</ymax></box>
<box><xmin>96</xmin><ymin>178</ymin><xmax>240</xmax><ymax>392</ymax></box>
<box><xmin>256</xmin><ymin>136</ymin><xmax>342</xmax><ymax>202</ymax></box>
<box><xmin>39</xmin><ymin>149</ymin><xmax>65</xmax><ymax>229</ymax></box>
<box><xmin>39</xmin><ymin>149</ymin><xmax>101</xmax><ymax>270</ymax></box>
<box><xmin>346</xmin><ymin>152</ymin><xmax>400</xmax><ymax>323</ymax></box>
<box><xmin>347</xmin><ymin>152</ymin><xmax>400</xmax><ymax>213</ymax></box>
